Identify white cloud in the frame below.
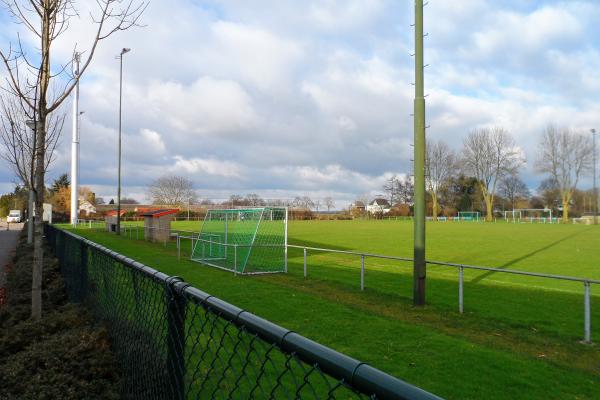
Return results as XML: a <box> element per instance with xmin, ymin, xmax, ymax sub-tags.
<box><xmin>308</xmin><ymin>0</ymin><xmax>385</xmax><ymax>32</ymax></box>
<box><xmin>145</xmin><ymin>77</ymin><xmax>260</xmax><ymax>136</ymax></box>
<box><xmin>207</xmin><ymin>21</ymin><xmax>305</xmax><ymax>91</ymax></box>
<box><xmin>171</xmin><ymin>156</ymin><xmax>242</xmax><ymax>178</ymax></box>
<box><xmin>139</xmin><ymin>129</ymin><xmax>166</xmax><ymax>154</ymax></box>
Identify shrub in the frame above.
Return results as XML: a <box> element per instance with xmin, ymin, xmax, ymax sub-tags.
<box><xmin>0</xmin><ymin>232</ymin><xmax>121</xmax><ymax>400</ymax></box>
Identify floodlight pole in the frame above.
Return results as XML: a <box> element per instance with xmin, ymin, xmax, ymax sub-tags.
<box><xmin>70</xmin><ymin>53</ymin><xmax>80</xmax><ymax>227</ymax></box>
<box><xmin>413</xmin><ymin>0</ymin><xmax>427</xmax><ymax>306</ymax></box>
<box><xmin>116</xmin><ymin>47</ymin><xmax>130</xmax><ymax>235</ymax></box>
<box><xmin>592</xmin><ymin>128</ymin><xmax>597</xmax><ymax>225</ymax></box>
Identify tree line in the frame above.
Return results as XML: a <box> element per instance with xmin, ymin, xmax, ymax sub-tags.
<box><xmin>378</xmin><ymin>126</ymin><xmax>595</xmax><ymax>223</ymax></box>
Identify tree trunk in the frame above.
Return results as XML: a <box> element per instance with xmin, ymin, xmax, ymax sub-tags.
<box><xmin>484</xmin><ymin>194</ymin><xmax>494</xmax><ymax>222</ymax></box>
<box><xmin>431</xmin><ymin>192</ymin><xmax>438</xmax><ymax>221</ymax></box>
<box><xmin>31</xmin><ymin>118</ymin><xmax>46</xmax><ymax>320</ymax></box>
<box><xmin>562</xmin><ymin>198</ymin><xmax>570</xmax><ymax>224</ymax></box>
<box><xmin>31</xmin><ymin>4</ymin><xmax>51</xmax><ymax>321</ymax></box>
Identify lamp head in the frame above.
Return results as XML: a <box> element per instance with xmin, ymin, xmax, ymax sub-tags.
<box><xmin>592</xmin><ymin>128</ymin><xmax>596</xmax><ymax>134</ymax></box>
<box><xmin>121</xmin><ymin>48</ymin><xmax>131</xmax><ymax>55</ymax></box>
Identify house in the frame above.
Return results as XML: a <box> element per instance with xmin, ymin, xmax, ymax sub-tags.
<box><xmin>349</xmin><ymin>201</ymin><xmax>366</xmax><ymax>212</ymax></box>
<box><xmin>78</xmin><ymin>200</ymin><xmax>96</xmax><ymax>216</ymax></box>
<box><xmin>367</xmin><ymin>198</ymin><xmax>391</xmax><ymax>214</ymax></box>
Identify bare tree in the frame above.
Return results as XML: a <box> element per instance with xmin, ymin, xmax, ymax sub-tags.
<box><xmin>397</xmin><ymin>176</ymin><xmax>414</xmax><ymax>204</ymax></box>
<box><xmin>324</xmin><ymin>196</ymin><xmax>335</xmax><ymax>212</ymax></box>
<box><xmin>498</xmin><ymin>173</ymin><xmax>530</xmax><ymax>210</ymax></box>
<box><xmin>0</xmin><ymin>0</ymin><xmax>147</xmax><ymax>320</ymax></box>
<box><xmin>0</xmin><ymin>94</ymin><xmax>64</xmax><ymax>189</ymax></box>
<box><xmin>148</xmin><ymin>175</ymin><xmax>197</xmax><ymax>206</ymax></box>
<box><xmin>383</xmin><ymin>175</ymin><xmax>399</xmax><ymax>205</ymax></box>
<box><xmin>426</xmin><ymin>140</ymin><xmax>456</xmax><ymax>220</ymax></box>
<box><xmin>245</xmin><ymin>193</ymin><xmax>265</xmax><ymax>206</ymax></box>
<box><xmin>227</xmin><ymin>194</ymin><xmax>244</xmax><ymax>207</ymax></box>
<box><xmin>382</xmin><ymin>175</ymin><xmax>414</xmax><ymax>205</ymax></box>
<box><xmin>535</xmin><ymin>125</ymin><xmax>593</xmax><ymax>222</ymax></box>
<box><xmin>293</xmin><ymin>195</ymin><xmax>314</xmax><ymax>210</ymax></box>
<box><xmin>461</xmin><ymin>127</ymin><xmax>523</xmax><ymax>221</ymax></box>
<box><xmin>313</xmin><ymin>199</ymin><xmax>321</xmax><ymax>212</ymax></box>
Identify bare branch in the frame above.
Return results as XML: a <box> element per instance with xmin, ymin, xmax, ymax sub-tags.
<box><xmin>535</xmin><ymin>125</ymin><xmax>593</xmax><ymax>221</ymax></box>
<box><xmin>461</xmin><ymin>127</ymin><xmax>524</xmax><ymax>221</ymax></box>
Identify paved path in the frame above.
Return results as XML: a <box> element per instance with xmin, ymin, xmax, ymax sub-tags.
<box><xmin>0</xmin><ymin>223</ymin><xmax>22</xmax><ymax>297</ymax></box>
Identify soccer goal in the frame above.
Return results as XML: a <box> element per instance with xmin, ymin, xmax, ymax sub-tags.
<box><xmin>191</xmin><ymin>207</ymin><xmax>288</xmax><ymax>274</ymax></box>
<box><xmin>456</xmin><ymin>211</ymin><xmax>480</xmax><ymax>221</ymax></box>
<box><xmin>504</xmin><ymin>208</ymin><xmax>554</xmax><ymax>223</ymax></box>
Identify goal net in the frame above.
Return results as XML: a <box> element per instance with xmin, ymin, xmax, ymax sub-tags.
<box><xmin>457</xmin><ymin>211</ymin><xmax>480</xmax><ymax>221</ymax></box>
<box><xmin>504</xmin><ymin>208</ymin><xmax>553</xmax><ymax>223</ymax></box>
<box><xmin>191</xmin><ymin>207</ymin><xmax>287</xmax><ymax>274</ymax></box>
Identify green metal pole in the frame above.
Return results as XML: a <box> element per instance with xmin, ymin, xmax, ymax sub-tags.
<box><xmin>413</xmin><ymin>0</ymin><xmax>426</xmax><ymax>306</ymax></box>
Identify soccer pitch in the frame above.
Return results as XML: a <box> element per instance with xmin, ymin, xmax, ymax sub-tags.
<box><xmin>168</xmin><ymin>218</ymin><xmax>600</xmax><ymax>289</ymax></box>
<box><xmin>67</xmin><ymin>220</ymin><xmax>600</xmax><ymax>399</ymax></box>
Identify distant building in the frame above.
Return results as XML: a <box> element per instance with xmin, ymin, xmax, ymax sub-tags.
<box><xmin>78</xmin><ymin>200</ymin><xmax>96</xmax><ymax>216</ymax></box>
<box><xmin>367</xmin><ymin>198</ymin><xmax>391</xmax><ymax>214</ymax></box>
<box><xmin>349</xmin><ymin>201</ymin><xmax>366</xmax><ymax>212</ymax></box>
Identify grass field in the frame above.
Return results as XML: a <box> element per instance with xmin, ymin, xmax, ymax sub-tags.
<box><xmin>64</xmin><ymin>220</ymin><xmax>600</xmax><ymax>399</ymax></box>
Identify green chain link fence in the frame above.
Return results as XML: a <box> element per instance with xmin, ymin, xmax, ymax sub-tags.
<box><xmin>44</xmin><ymin>224</ymin><xmax>442</xmax><ymax>400</ymax></box>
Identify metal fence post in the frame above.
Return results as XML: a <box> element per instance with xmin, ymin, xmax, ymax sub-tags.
<box><xmin>360</xmin><ymin>255</ymin><xmax>365</xmax><ymax>291</ymax></box>
<box><xmin>584</xmin><ymin>281</ymin><xmax>591</xmax><ymax>343</ymax></box>
<box><xmin>177</xmin><ymin>236</ymin><xmax>181</xmax><ymax>260</ymax></box>
<box><xmin>79</xmin><ymin>240</ymin><xmax>88</xmax><ymax>302</ymax></box>
<box><xmin>165</xmin><ymin>277</ymin><xmax>186</xmax><ymax>400</ymax></box>
<box><xmin>303</xmin><ymin>248</ymin><xmax>307</xmax><ymax>278</ymax></box>
<box><xmin>234</xmin><ymin>244</ymin><xmax>238</xmax><ymax>275</ymax></box>
<box><xmin>459</xmin><ymin>266</ymin><xmax>464</xmax><ymax>314</ymax></box>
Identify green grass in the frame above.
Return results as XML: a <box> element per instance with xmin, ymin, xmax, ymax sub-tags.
<box><xmin>62</xmin><ymin>220</ymin><xmax>600</xmax><ymax>399</ymax></box>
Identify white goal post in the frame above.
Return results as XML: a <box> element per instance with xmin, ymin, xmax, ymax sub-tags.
<box><xmin>504</xmin><ymin>208</ymin><xmax>554</xmax><ymax>223</ymax></box>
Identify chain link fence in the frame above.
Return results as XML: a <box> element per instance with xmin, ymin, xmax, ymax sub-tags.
<box><xmin>44</xmin><ymin>224</ymin><xmax>441</xmax><ymax>400</ymax></box>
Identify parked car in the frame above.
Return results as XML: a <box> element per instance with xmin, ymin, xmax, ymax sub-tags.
<box><xmin>7</xmin><ymin>210</ymin><xmax>22</xmax><ymax>223</ymax></box>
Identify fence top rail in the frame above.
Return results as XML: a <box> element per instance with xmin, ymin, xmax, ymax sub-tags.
<box><xmin>287</xmin><ymin>244</ymin><xmax>414</xmax><ymax>262</ymax></box>
<box><xmin>286</xmin><ymin>244</ymin><xmax>600</xmax><ymax>285</ymax></box>
<box><xmin>426</xmin><ymin>260</ymin><xmax>600</xmax><ymax>285</ymax></box>
<box><xmin>52</xmin><ymin>226</ymin><xmax>441</xmax><ymax>400</ymax></box>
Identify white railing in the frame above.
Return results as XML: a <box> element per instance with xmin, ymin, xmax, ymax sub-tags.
<box><xmin>286</xmin><ymin>244</ymin><xmax>599</xmax><ymax>343</ymax></box>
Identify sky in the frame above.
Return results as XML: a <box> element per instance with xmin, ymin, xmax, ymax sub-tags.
<box><xmin>1</xmin><ymin>0</ymin><xmax>600</xmax><ymax>207</ymax></box>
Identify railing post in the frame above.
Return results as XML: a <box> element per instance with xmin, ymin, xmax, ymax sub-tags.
<box><xmin>165</xmin><ymin>277</ymin><xmax>186</xmax><ymax>400</ymax></box>
<box><xmin>459</xmin><ymin>266</ymin><xmax>464</xmax><ymax>314</ymax></box>
<box><xmin>360</xmin><ymin>255</ymin><xmax>365</xmax><ymax>291</ymax></box>
<box><xmin>234</xmin><ymin>244</ymin><xmax>238</xmax><ymax>275</ymax></box>
<box><xmin>584</xmin><ymin>281</ymin><xmax>591</xmax><ymax>343</ymax></box>
<box><xmin>177</xmin><ymin>236</ymin><xmax>181</xmax><ymax>260</ymax></box>
<box><xmin>303</xmin><ymin>248</ymin><xmax>307</xmax><ymax>278</ymax></box>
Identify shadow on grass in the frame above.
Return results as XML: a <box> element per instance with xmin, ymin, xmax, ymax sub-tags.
<box><xmin>470</xmin><ymin>228</ymin><xmax>592</xmax><ymax>284</ymax></box>
<box><xmin>280</xmin><ymin>258</ymin><xmax>600</xmax><ymax>343</ymax></box>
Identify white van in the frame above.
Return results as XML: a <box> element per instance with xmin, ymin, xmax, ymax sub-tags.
<box><xmin>7</xmin><ymin>210</ymin><xmax>22</xmax><ymax>223</ymax></box>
